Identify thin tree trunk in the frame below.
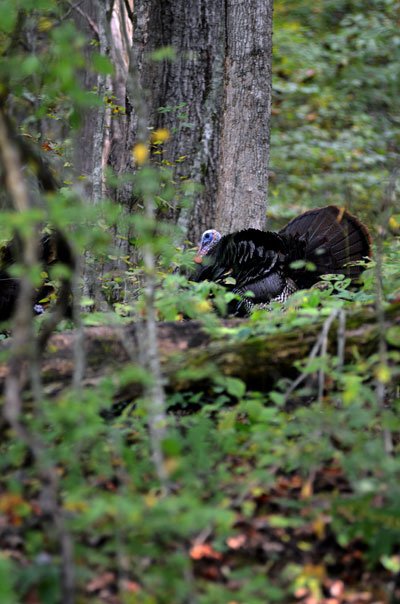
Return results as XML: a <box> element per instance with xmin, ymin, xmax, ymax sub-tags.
<box><xmin>0</xmin><ymin>110</ymin><xmax>76</xmax><ymax>604</ymax></box>
<box><xmin>73</xmin><ymin>0</ymin><xmax>100</xmax><ymax>199</ymax></box>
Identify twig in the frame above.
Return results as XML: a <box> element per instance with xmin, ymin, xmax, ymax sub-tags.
<box><xmin>319</xmin><ymin>308</ymin><xmax>346</xmax><ymax>403</ymax></box>
<box><xmin>71</xmin><ymin>3</ymin><xmax>99</xmax><ymax>38</ymax></box>
<box><xmin>138</xmin><ymin>217</ymin><xmax>170</xmax><ymax>491</ymax></box>
<box><xmin>336</xmin><ymin>309</ymin><xmax>346</xmax><ymax>373</ymax></box>
<box><xmin>58</xmin><ymin>1</ymin><xmax>85</xmax><ymax>24</ymax></box>
<box><xmin>0</xmin><ymin>109</ymin><xmax>39</xmax><ymax>415</ymax></box>
<box><xmin>334</xmin><ymin>308</ymin><xmax>346</xmax><ymax>408</ymax></box>
<box><xmin>123</xmin><ymin>0</ymin><xmax>135</xmax><ymax>23</ymax></box>
<box><xmin>317</xmin><ymin>323</ymin><xmax>329</xmax><ymax>404</ymax></box>
<box><xmin>72</xmin><ymin>255</ymin><xmax>86</xmax><ymax>391</ymax></box>
<box><xmin>284</xmin><ymin>308</ymin><xmax>340</xmax><ymax>402</ymax></box>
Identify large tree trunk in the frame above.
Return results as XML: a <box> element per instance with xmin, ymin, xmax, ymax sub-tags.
<box><xmin>78</xmin><ymin>0</ymin><xmax>273</xmax><ymax>246</ymax></box>
<box><xmin>214</xmin><ymin>0</ymin><xmax>273</xmax><ymax>234</ymax></box>
<box><xmin>119</xmin><ymin>0</ymin><xmax>227</xmax><ymax>244</ymax></box>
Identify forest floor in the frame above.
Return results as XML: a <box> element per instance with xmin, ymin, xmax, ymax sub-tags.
<box><xmin>1</xmin><ymin>428</ymin><xmax>398</xmax><ymax>604</ymax></box>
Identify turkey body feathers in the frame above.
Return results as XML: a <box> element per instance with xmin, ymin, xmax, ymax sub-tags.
<box><xmin>0</xmin><ymin>271</ymin><xmax>19</xmax><ymax>322</ymax></box>
<box><xmin>193</xmin><ymin>229</ymin><xmax>293</xmax><ymax>303</ymax></box>
<box><xmin>0</xmin><ymin>232</ymin><xmax>74</xmax><ymax>322</ymax></box>
<box><xmin>192</xmin><ymin>205</ymin><xmax>371</xmax><ymax>313</ymax></box>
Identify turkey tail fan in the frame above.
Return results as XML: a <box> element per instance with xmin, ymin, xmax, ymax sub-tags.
<box><xmin>279</xmin><ymin>205</ymin><xmax>372</xmax><ymax>287</ymax></box>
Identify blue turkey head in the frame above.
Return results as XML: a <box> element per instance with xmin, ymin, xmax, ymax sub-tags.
<box><xmin>197</xmin><ymin>229</ymin><xmax>221</xmax><ymax>260</ymax></box>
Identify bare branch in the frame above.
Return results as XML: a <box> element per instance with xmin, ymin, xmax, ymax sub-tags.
<box><xmin>123</xmin><ymin>0</ymin><xmax>134</xmax><ymax>23</ymax></box>
<box><xmin>72</xmin><ymin>2</ymin><xmax>99</xmax><ymax>38</ymax></box>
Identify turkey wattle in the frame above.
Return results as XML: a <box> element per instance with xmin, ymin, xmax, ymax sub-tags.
<box><xmin>192</xmin><ymin>205</ymin><xmax>371</xmax><ymax>315</ymax></box>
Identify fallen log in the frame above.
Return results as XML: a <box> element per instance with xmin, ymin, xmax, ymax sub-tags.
<box><xmin>0</xmin><ymin>302</ymin><xmax>399</xmax><ymax>401</ymax></box>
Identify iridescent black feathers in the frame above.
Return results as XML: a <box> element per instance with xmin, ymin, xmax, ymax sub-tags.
<box><xmin>0</xmin><ymin>231</ymin><xmax>74</xmax><ymax>322</ymax></box>
<box><xmin>192</xmin><ymin>205</ymin><xmax>371</xmax><ymax>314</ymax></box>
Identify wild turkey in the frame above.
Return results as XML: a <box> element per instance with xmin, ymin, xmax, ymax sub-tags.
<box><xmin>0</xmin><ymin>231</ymin><xmax>74</xmax><ymax>322</ymax></box>
<box><xmin>192</xmin><ymin>205</ymin><xmax>371</xmax><ymax>315</ymax></box>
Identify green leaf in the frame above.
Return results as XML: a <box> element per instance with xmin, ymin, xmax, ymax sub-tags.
<box><xmin>149</xmin><ymin>46</ymin><xmax>177</xmax><ymax>62</ymax></box>
<box><xmin>0</xmin><ymin>557</ymin><xmax>17</xmax><ymax>603</ymax></box>
<box><xmin>290</xmin><ymin>260</ymin><xmax>306</xmax><ymax>269</ymax></box>
<box><xmin>381</xmin><ymin>554</ymin><xmax>400</xmax><ymax>573</ymax></box>
<box><xmin>269</xmin><ymin>391</ymin><xmax>285</xmax><ymax>406</ymax></box>
<box><xmin>0</xmin><ymin>0</ymin><xmax>17</xmax><ymax>33</ymax></box>
<box><xmin>244</xmin><ymin>399</ymin><xmax>263</xmax><ymax>421</ymax></box>
<box><xmin>21</xmin><ymin>55</ymin><xmax>41</xmax><ymax>76</ymax></box>
<box><xmin>386</xmin><ymin>326</ymin><xmax>400</xmax><ymax>347</ymax></box>
<box><xmin>224</xmin><ymin>276</ymin><xmax>237</xmax><ymax>285</ymax></box>
<box><xmin>225</xmin><ymin>377</ymin><xmax>246</xmax><ymax>399</ymax></box>
<box><xmin>215</xmin><ymin>376</ymin><xmax>246</xmax><ymax>399</ymax></box>
<box><xmin>91</xmin><ymin>53</ymin><xmax>114</xmax><ymax>75</ymax></box>
<box><xmin>218</xmin><ymin>409</ymin><xmax>237</xmax><ymax>432</ymax></box>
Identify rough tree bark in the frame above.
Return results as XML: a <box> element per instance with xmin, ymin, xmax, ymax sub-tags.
<box><xmin>74</xmin><ymin>0</ymin><xmax>273</xmax><ymax>245</ymax></box>
<box><xmin>73</xmin><ymin>0</ymin><xmax>103</xmax><ymax>200</ymax></box>
<box><xmin>214</xmin><ymin>0</ymin><xmax>273</xmax><ymax>234</ymax></box>
<box><xmin>130</xmin><ymin>0</ymin><xmax>273</xmax><ymax>240</ymax></box>
<box><xmin>134</xmin><ymin>0</ymin><xmax>226</xmax><ymax>242</ymax></box>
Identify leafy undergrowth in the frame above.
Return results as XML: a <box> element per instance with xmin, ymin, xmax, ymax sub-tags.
<box><xmin>1</xmin><ymin>390</ymin><xmax>400</xmax><ymax>604</ymax></box>
<box><xmin>1</xmin><ymin>239</ymin><xmax>400</xmax><ymax>604</ymax></box>
<box><xmin>270</xmin><ymin>0</ymin><xmax>400</xmax><ymax>221</ymax></box>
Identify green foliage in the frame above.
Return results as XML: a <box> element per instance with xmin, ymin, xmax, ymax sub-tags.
<box><xmin>2</xmin><ymin>237</ymin><xmax>400</xmax><ymax>601</ymax></box>
<box><xmin>1</xmin><ymin>1</ymin><xmax>400</xmax><ymax>602</ymax></box>
<box><xmin>148</xmin><ymin>46</ymin><xmax>177</xmax><ymax>62</ymax></box>
<box><xmin>270</xmin><ymin>0</ymin><xmax>400</xmax><ymax>222</ymax></box>
<box><xmin>0</xmin><ymin>556</ymin><xmax>17</xmax><ymax>604</ymax></box>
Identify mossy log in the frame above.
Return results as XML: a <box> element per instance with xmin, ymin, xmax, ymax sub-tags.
<box><xmin>0</xmin><ymin>302</ymin><xmax>399</xmax><ymax>401</ymax></box>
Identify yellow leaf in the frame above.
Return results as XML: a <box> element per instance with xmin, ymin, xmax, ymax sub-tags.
<box><xmin>151</xmin><ymin>128</ymin><xmax>170</xmax><ymax>143</ymax></box>
<box><xmin>145</xmin><ymin>492</ymin><xmax>158</xmax><ymax>507</ymax></box>
<box><xmin>132</xmin><ymin>143</ymin><xmax>149</xmax><ymax>165</ymax></box>
<box><xmin>64</xmin><ymin>500</ymin><xmax>89</xmax><ymax>513</ymax></box>
<box><xmin>302</xmin><ymin>563</ymin><xmax>326</xmax><ymax>580</ymax></box>
<box><xmin>0</xmin><ymin>493</ymin><xmax>25</xmax><ymax>513</ymax></box>
<box><xmin>165</xmin><ymin>457</ymin><xmax>179</xmax><ymax>474</ymax></box>
<box><xmin>312</xmin><ymin>515</ymin><xmax>326</xmax><ymax>540</ymax></box>
<box><xmin>375</xmin><ymin>364</ymin><xmax>391</xmax><ymax>383</ymax></box>
<box><xmin>39</xmin><ymin>18</ymin><xmax>53</xmax><ymax>32</ymax></box>
<box><xmin>297</xmin><ymin>541</ymin><xmax>312</xmax><ymax>551</ymax></box>
<box><xmin>195</xmin><ymin>300</ymin><xmax>213</xmax><ymax>312</ymax></box>
<box><xmin>300</xmin><ymin>479</ymin><xmax>313</xmax><ymax>499</ymax></box>
<box><xmin>389</xmin><ymin>216</ymin><xmax>400</xmax><ymax>232</ymax></box>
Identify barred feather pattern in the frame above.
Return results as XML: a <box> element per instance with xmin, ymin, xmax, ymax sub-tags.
<box><xmin>236</xmin><ymin>277</ymin><xmax>298</xmax><ymax>314</ymax></box>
